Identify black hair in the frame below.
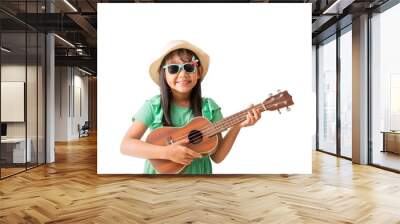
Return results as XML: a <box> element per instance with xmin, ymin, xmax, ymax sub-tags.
<box><xmin>159</xmin><ymin>49</ymin><xmax>203</xmax><ymax>126</ymax></box>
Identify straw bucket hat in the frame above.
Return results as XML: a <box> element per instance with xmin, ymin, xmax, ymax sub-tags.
<box><xmin>149</xmin><ymin>40</ymin><xmax>210</xmax><ymax>85</ymax></box>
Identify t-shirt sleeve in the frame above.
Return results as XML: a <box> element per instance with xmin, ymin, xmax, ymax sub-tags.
<box><xmin>207</xmin><ymin>98</ymin><xmax>223</xmax><ymax>123</ymax></box>
<box><xmin>132</xmin><ymin>100</ymin><xmax>154</xmax><ymax>127</ymax></box>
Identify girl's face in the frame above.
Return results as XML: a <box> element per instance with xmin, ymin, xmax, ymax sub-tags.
<box><xmin>163</xmin><ymin>53</ymin><xmax>200</xmax><ymax>95</ymax></box>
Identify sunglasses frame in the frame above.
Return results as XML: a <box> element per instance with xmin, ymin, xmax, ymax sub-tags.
<box><xmin>162</xmin><ymin>60</ymin><xmax>199</xmax><ymax>75</ymax></box>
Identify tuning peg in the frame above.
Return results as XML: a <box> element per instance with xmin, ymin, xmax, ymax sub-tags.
<box><xmin>269</xmin><ymin>93</ymin><xmax>273</xmax><ymax>97</ymax></box>
<box><xmin>277</xmin><ymin>89</ymin><xmax>281</xmax><ymax>93</ymax></box>
<box><xmin>286</xmin><ymin>107</ymin><xmax>291</xmax><ymax>112</ymax></box>
<box><xmin>277</xmin><ymin>109</ymin><xmax>281</xmax><ymax>114</ymax></box>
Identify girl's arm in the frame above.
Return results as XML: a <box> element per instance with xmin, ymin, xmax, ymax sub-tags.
<box><xmin>120</xmin><ymin>121</ymin><xmax>201</xmax><ymax>165</ymax></box>
<box><xmin>211</xmin><ymin>106</ymin><xmax>261</xmax><ymax>164</ymax></box>
<box><xmin>210</xmin><ymin>127</ymin><xmax>241</xmax><ymax>164</ymax></box>
<box><xmin>120</xmin><ymin>121</ymin><xmax>169</xmax><ymax>159</ymax></box>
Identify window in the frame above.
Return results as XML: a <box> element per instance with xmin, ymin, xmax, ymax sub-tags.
<box><xmin>0</xmin><ymin>1</ymin><xmax>46</xmax><ymax>179</ymax></box>
<box><xmin>340</xmin><ymin>28</ymin><xmax>352</xmax><ymax>158</ymax></box>
<box><xmin>371</xmin><ymin>2</ymin><xmax>400</xmax><ymax>171</ymax></box>
<box><xmin>318</xmin><ymin>36</ymin><xmax>337</xmax><ymax>154</ymax></box>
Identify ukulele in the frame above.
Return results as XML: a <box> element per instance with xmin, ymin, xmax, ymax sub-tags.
<box><xmin>146</xmin><ymin>90</ymin><xmax>294</xmax><ymax>174</ymax></box>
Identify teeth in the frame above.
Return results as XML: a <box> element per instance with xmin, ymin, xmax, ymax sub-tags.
<box><xmin>178</xmin><ymin>81</ymin><xmax>190</xmax><ymax>84</ymax></box>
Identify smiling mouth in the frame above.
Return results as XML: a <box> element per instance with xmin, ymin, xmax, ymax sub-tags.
<box><xmin>176</xmin><ymin>80</ymin><xmax>191</xmax><ymax>85</ymax></box>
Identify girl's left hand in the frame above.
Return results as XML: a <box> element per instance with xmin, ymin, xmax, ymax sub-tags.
<box><xmin>239</xmin><ymin>104</ymin><xmax>261</xmax><ymax>128</ymax></box>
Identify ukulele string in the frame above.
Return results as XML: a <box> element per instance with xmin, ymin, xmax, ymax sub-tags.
<box><xmin>179</xmin><ymin>104</ymin><xmax>264</xmax><ymax>143</ymax></box>
<box><xmin>187</xmin><ymin>100</ymin><xmax>287</xmax><ymax>142</ymax></box>
<box><xmin>171</xmin><ymin>103</ymin><xmax>274</xmax><ymax>144</ymax></box>
<box><xmin>180</xmin><ymin>103</ymin><xmax>273</xmax><ymax>143</ymax></box>
<box><xmin>177</xmin><ymin>104</ymin><xmax>265</xmax><ymax>142</ymax></box>
<box><xmin>172</xmin><ymin>95</ymin><xmax>289</xmax><ymax>144</ymax></box>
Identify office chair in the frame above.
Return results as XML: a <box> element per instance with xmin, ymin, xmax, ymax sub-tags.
<box><xmin>79</xmin><ymin>121</ymin><xmax>90</xmax><ymax>138</ymax></box>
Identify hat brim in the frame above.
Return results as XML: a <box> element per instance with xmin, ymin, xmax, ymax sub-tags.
<box><xmin>149</xmin><ymin>41</ymin><xmax>209</xmax><ymax>86</ymax></box>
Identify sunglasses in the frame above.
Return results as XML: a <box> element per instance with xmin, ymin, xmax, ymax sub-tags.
<box><xmin>163</xmin><ymin>60</ymin><xmax>198</xmax><ymax>75</ymax></box>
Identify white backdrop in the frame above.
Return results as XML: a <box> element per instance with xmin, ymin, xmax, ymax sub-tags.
<box><xmin>98</xmin><ymin>3</ymin><xmax>312</xmax><ymax>174</ymax></box>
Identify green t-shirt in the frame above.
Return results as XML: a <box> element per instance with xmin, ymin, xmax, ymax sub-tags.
<box><xmin>133</xmin><ymin>95</ymin><xmax>223</xmax><ymax>174</ymax></box>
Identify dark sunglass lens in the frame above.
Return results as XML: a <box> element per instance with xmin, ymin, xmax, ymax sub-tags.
<box><xmin>183</xmin><ymin>64</ymin><xmax>195</xmax><ymax>73</ymax></box>
<box><xmin>167</xmin><ymin>65</ymin><xmax>180</xmax><ymax>74</ymax></box>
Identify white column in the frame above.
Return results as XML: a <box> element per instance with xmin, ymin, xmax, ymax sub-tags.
<box><xmin>312</xmin><ymin>45</ymin><xmax>317</xmax><ymax>150</ymax></box>
<box><xmin>46</xmin><ymin>1</ymin><xmax>55</xmax><ymax>163</ymax></box>
<box><xmin>46</xmin><ymin>33</ymin><xmax>55</xmax><ymax>163</ymax></box>
<box><xmin>352</xmin><ymin>14</ymin><xmax>369</xmax><ymax>164</ymax></box>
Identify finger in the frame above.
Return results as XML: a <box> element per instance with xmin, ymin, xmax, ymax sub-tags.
<box><xmin>251</xmin><ymin>108</ymin><xmax>257</xmax><ymax>118</ymax></box>
<box><xmin>249</xmin><ymin>112</ymin><xmax>254</xmax><ymax>124</ymax></box>
<box><xmin>178</xmin><ymin>159</ymin><xmax>190</xmax><ymax>165</ymax></box>
<box><xmin>185</xmin><ymin>152</ymin><xmax>200</xmax><ymax>160</ymax></box>
<box><xmin>187</xmin><ymin>149</ymin><xmax>202</xmax><ymax>158</ymax></box>
<box><xmin>174</xmin><ymin>138</ymin><xmax>190</xmax><ymax>145</ymax></box>
<box><xmin>181</xmin><ymin>156</ymin><xmax>192</xmax><ymax>162</ymax></box>
<box><xmin>242</xmin><ymin>113</ymin><xmax>249</xmax><ymax>127</ymax></box>
<box><xmin>183</xmin><ymin>159</ymin><xmax>192</xmax><ymax>165</ymax></box>
<box><xmin>252</xmin><ymin>111</ymin><xmax>257</xmax><ymax>123</ymax></box>
<box><xmin>252</xmin><ymin>108</ymin><xmax>259</xmax><ymax>120</ymax></box>
<box><xmin>243</xmin><ymin>113</ymin><xmax>251</xmax><ymax>127</ymax></box>
<box><xmin>182</xmin><ymin>138</ymin><xmax>190</xmax><ymax>145</ymax></box>
<box><xmin>249</xmin><ymin>114</ymin><xmax>255</xmax><ymax>125</ymax></box>
<box><xmin>182</xmin><ymin>150</ymin><xmax>194</xmax><ymax>159</ymax></box>
<box><xmin>183</xmin><ymin>153</ymin><xmax>194</xmax><ymax>159</ymax></box>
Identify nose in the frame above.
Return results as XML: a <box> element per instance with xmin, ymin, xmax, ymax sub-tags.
<box><xmin>177</xmin><ymin>67</ymin><xmax>189</xmax><ymax>77</ymax></box>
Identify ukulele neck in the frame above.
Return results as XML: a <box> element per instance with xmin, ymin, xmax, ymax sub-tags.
<box><xmin>204</xmin><ymin>90</ymin><xmax>294</xmax><ymax>137</ymax></box>
<box><xmin>206</xmin><ymin>103</ymin><xmax>266</xmax><ymax>136</ymax></box>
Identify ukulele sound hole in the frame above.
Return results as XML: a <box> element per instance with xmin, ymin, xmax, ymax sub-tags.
<box><xmin>188</xmin><ymin>130</ymin><xmax>203</xmax><ymax>144</ymax></box>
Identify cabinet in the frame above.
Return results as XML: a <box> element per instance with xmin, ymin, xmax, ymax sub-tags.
<box><xmin>0</xmin><ymin>138</ymin><xmax>32</xmax><ymax>165</ymax></box>
<box><xmin>382</xmin><ymin>131</ymin><xmax>400</xmax><ymax>154</ymax></box>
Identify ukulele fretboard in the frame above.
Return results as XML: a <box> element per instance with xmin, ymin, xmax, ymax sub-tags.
<box><xmin>204</xmin><ymin>103</ymin><xmax>266</xmax><ymax>137</ymax></box>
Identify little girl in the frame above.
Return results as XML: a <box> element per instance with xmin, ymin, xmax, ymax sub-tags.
<box><xmin>120</xmin><ymin>40</ymin><xmax>261</xmax><ymax>174</ymax></box>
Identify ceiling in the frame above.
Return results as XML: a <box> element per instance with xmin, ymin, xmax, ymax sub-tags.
<box><xmin>0</xmin><ymin>0</ymin><xmax>392</xmax><ymax>75</ymax></box>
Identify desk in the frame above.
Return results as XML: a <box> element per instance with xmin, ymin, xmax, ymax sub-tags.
<box><xmin>381</xmin><ymin>131</ymin><xmax>400</xmax><ymax>154</ymax></box>
<box><xmin>1</xmin><ymin>138</ymin><xmax>31</xmax><ymax>163</ymax></box>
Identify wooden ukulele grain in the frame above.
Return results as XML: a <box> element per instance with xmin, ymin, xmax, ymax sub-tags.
<box><xmin>146</xmin><ymin>117</ymin><xmax>219</xmax><ymax>174</ymax></box>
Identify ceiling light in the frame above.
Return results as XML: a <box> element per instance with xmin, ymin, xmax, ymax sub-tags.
<box><xmin>1</xmin><ymin>47</ymin><xmax>11</xmax><ymax>53</ymax></box>
<box><xmin>63</xmin><ymin>0</ymin><xmax>78</xmax><ymax>12</ymax></box>
<box><xmin>78</xmin><ymin>67</ymin><xmax>93</xmax><ymax>76</ymax></box>
<box><xmin>323</xmin><ymin>0</ymin><xmax>355</xmax><ymax>15</ymax></box>
<box><xmin>54</xmin><ymin>34</ymin><xmax>75</xmax><ymax>48</ymax></box>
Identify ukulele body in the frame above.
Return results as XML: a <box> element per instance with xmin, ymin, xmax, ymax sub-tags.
<box><xmin>146</xmin><ymin>117</ymin><xmax>219</xmax><ymax>174</ymax></box>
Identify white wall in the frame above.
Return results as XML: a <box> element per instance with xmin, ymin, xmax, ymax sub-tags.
<box><xmin>1</xmin><ymin>65</ymin><xmax>38</xmax><ymax>138</ymax></box>
<box><xmin>1</xmin><ymin>65</ymin><xmax>28</xmax><ymax>142</ymax></box>
<box><xmin>55</xmin><ymin>66</ymin><xmax>69</xmax><ymax>141</ymax></box>
<box><xmin>55</xmin><ymin>66</ymin><xmax>89</xmax><ymax>141</ymax></box>
<box><xmin>1</xmin><ymin>64</ymin><xmax>46</xmax><ymax>163</ymax></box>
<box><xmin>72</xmin><ymin>73</ymin><xmax>89</xmax><ymax>138</ymax></box>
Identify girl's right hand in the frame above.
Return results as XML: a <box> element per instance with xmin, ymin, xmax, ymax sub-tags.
<box><xmin>165</xmin><ymin>141</ymin><xmax>202</xmax><ymax>165</ymax></box>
